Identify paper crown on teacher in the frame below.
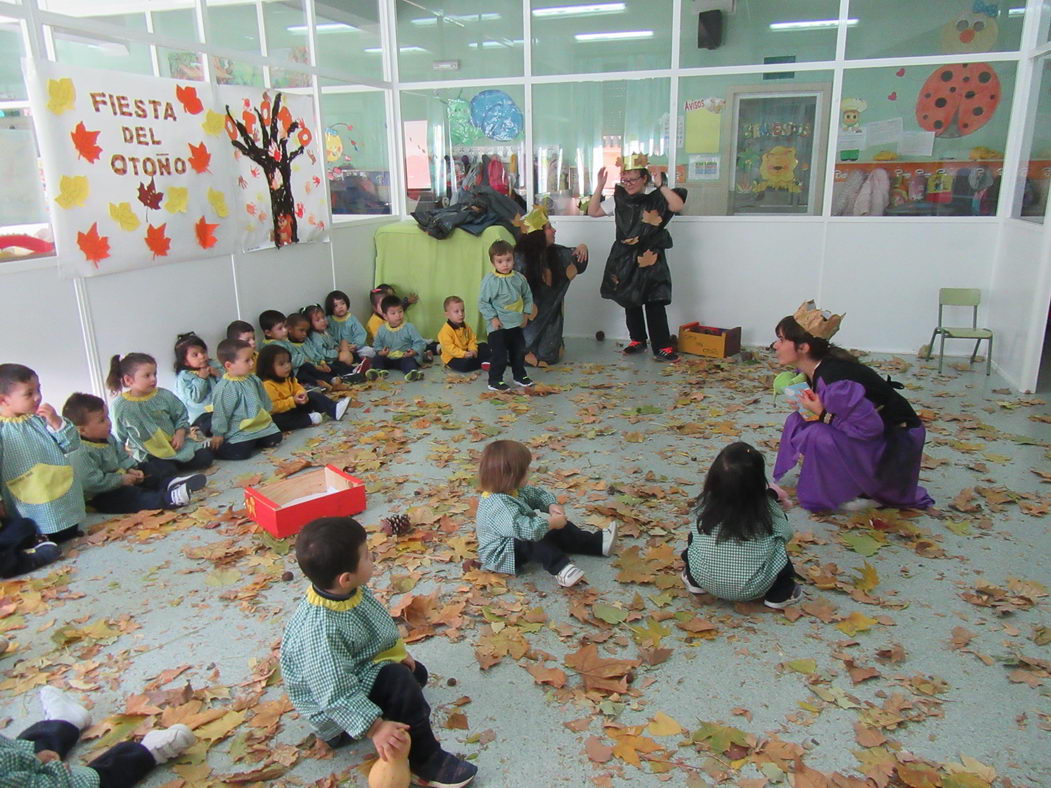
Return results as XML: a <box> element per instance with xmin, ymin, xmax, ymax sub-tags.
<box><xmin>616</xmin><ymin>153</ymin><xmax>650</xmax><ymax>171</ymax></box>
<box><xmin>793</xmin><ymin>300</ymin><xmax>844</xmax><ymax>340</ymax></box>
<box><xmin>514</xmin><ymin>204</ymin><xmax>549</xmax><ymax>235</ymax></box>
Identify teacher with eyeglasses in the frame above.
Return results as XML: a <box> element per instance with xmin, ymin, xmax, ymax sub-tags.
<box><xmin>587</xmin><ymin>154</ymin><xmax>686</xmax><ymax>362</ymax></box>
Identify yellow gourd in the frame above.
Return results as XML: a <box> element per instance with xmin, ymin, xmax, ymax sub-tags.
<box><xmin>368</xmin><ymin>733</ymin><xmax>411</xmax><ymax>788</ymax></box>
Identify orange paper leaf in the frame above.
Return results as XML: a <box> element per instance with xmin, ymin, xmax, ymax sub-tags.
<box><xmin>637</xmin><ymin>249</ymin><xmax>659</xmax><ymax>268</ymax></box>
<box><xmin>70</xmin><ymin>121</ymin><xmax>102</xmax><ymax>163</ymax></box>
<box><xmin>188</xmin><ymin>142</ymin><xmax>211</xmax><ymax>174</ymax></box>
<box><xmin>195</xmin><ymin>215</ymin><xmax>219</xmax><ymax>249</ymax></box>
<box><xmin>76</xmin><ymin>222</ymin><xmax>110</xmax><ymax>267</ymax></box>
<box><xmin>175</xmin><ymin>84</ymin><xmax>204</xmax><ymax>115</ymax></box>
<box><xmin>145</xmin><ymin>223</ymin><xmax>172</xmax><ymax>258</ymax></box>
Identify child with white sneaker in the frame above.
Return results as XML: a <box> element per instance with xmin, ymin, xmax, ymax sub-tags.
<box><xmin>475</xmin><ymin>439</ymin><xmax>615</xmax><ymax>587</ymax></box>
<box><xmin>0</xmin><ymin>686</ymin><xmax>194</xmax><ymax>786</ymax></box>
<box><xmin>257</xmin><ymin>344</ymin><xmax>350</xmax><ymax>431</ymax></box>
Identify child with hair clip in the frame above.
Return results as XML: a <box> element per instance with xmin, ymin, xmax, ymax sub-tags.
<box><xmin>173</xmin><ymin>332</ymin><xmax>224</xmax><ymax>435</ymax></box>
<box><xmin>257</xmin><ymin>344</ymin><xmax>350</xmax><ymax>431</ymax></box>
<box><xmin>298</xmin><ymin>306</ymin><xmax>365</xmax><ymax>380</ymax></box>
<box><xmin>365</xmin><ymin>284</ymin><xmax>418</xmax><ymax>344</ymax></box>
<box><xmin>0</xmin><ymin>363</ymin><xmax>86</xmax><ymax>544</ymax></box>
<box><xmin>108</xmin><ymin>353</ymin><xmax>214</xmax><ymax>476</ymax></box>
<box><xmin>209</xmin><ymin>339</ymin><xmax>283</xmax><ymax>460</ymax></box>
<box><xmin>682</xmin><ymin>442</ymin><xmax>802</xmax><ymax>609</ymax></box>
<box><xmin>475</xmin><ymin>439</ymin><xmax>616</xmax><ymax>588</ymax></box>
<box><xmin>324</xmin><ymin>290</ymin><xmax>375</xmax><ymax>364</ymax></box>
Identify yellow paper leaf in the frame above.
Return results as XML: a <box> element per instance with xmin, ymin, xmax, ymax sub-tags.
<box><xmin>108</xmin><ymin>202</ymin><xmax>141</xmax><ymax>231</ymax></box>
<box><xmin>47</xmin><ymin>78</ymin><xmax>76</xmax><ymax>114</ymax></box>
<box><xmin>165</xmin><ymin>186</ymin><xmax>189</xmax><ymax>214</ymax></box>
<box><xmin>208</xmin><ymin>187</ymin><xmax>230</xmax><ymax>218</ymax></box>
<box><xmin>55</xmin><ymin>175</ymin><xmax>89</xmax><ymax>209</ymax></box>
<box><xmin>202</xmin><ymin>109</ymin><xmax>226</xmax><ymax>135</ymax></box>
<box><xmin>645</xmin><ymin>711</ymin><xmax>683</xmax><ymax>737</ymax></box>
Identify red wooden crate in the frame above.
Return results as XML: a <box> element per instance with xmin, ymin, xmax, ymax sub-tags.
<box><xmin>244</xmin><ymin>465</ymin><xmax>366</xmax><ymax>538</ymax></box>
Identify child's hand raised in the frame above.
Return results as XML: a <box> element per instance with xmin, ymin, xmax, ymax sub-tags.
<box><xmin>406</xmin><ymin>293</ymin><xmax>419</xmax><ymax>305</ymax></box>
<box><xmin>369</xmin><ymin>719</ymin><xmax>410</xmax><ymax>762</ymax></box>
<box><xmin>37</xmin><ymin>403</ymin><xmax>63</xmax><ymax>430</ymax></box>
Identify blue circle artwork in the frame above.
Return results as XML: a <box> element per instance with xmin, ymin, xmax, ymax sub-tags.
<box><xmin>469</xmin><ymin>90</ymin><xmax>523</xmax><ymax>141</ymax></box>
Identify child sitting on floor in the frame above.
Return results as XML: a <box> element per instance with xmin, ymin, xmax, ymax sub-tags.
<box><xmin>257</xmin><ymin>344</ymin><xmax>350</xmax><ymax>431</ymax></box>
<box><xmin>288</xmin><ymin>310</ymin><xmax>359</xmax><ymax>381</ymax></box>
<box><xmin>280</xmin><ymin>516</ymin><xmax>477</xmax><ymax>788</ymax></box>
<box><xmin>475</xmin><ymin>439</ymin><xmax>616</xmax><ymax>588</ymax></box>
<box><xmin>173</xmin><ymin>332</ymin><xmax>224</xmax><ymax>435</ymax></box>
<box><xmin>0</xmin><ymin>363</ymin><xmax>86</xmax><ymax>543</ymax></box>
<box><xmin>108</xmin><ymin>353</ymin><xmax>214</xmax><ymax>477</ymax></box>
<box><xmin>437</xmin><ymin>295</ymin><xmax>490</xmax><ymax>373</ymax></box>
<box><xmin>261</xmin><ymin>309</ymin><xmax>346</xmax><ymax>391</ymax></box>
<box><xmin>681</xmin><ymin>442</ymin><xmax>802</xmax><ymax>609</ymax></box>
<box><xmin>0</xmin><ymin>502</ymin><xmax>60</xmax><ymax>578</ymax></box>
<box><xmin>324</xmin><ymin>290</ymin><xmax>374</xmax><ymax>364</ymax></box>
<box><xmin>366</xmin><ymin>284</ymin><xmax>417</xmax><ymax>344</ymax></box>
<box><xmin>63</xmin><ymin>393</ymin><xmax>205</xmax><ymax>513</ymax></box>
<box><xmin>210</xmin><ymin>339</ymin><xmax>283</xmax><ymax>461</ymax></box>
<box><xmin>227</xmin><ymin>320</ymin><xmax>258</xmax><ymax>365</ymax></box>
<box><xmin>372</xmin><ymin>295</ymin><xmax>429</xmax><ymax>382</ymax></box>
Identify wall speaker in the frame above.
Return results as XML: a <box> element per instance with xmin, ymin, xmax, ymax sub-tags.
<box><xmin>698</xmin><ymin>10</ymin><xmax>724</xmax><ymax>50</ymax></box>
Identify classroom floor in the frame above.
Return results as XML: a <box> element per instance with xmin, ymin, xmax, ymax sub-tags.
<box><xmin>1</xmin><ymin>338</ymin><xmax>1049</xmax><ymax>788</ymax></box>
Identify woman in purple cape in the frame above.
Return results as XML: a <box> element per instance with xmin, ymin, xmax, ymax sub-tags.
<box><xmin>772</xmin><ymin>301</ymin><xmax>934</xmax><ymax>512</ymax></box>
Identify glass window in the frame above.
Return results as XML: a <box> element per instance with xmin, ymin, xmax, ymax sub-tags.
<box><xmin>211</xmin><ymin>56</ymin><xmax>264</xmax><ymax>86</ymax></box>
<box><xmin>1015</xmin><ymin>57</ymin><xmax>1051</xmax><ymax>222</ymax></box>
<box><xmin>51</xmin><ymin>24</ymin><xmax>154</xmax><ymax>77</ymax></box>
<box><xmin>532</xmin><ymin>0</ymin><xmax>672</xmax><ymax>75</ymax></box>
<box><xmin>206</xmin><ymin>1</ymin><xmax>261</xmax><ymax>55</ymax></box>
<box><xmin>396</xmin><ymin>3</ymin><xmax>524</xmax><ymax>83</ymax></box>
<box><xmin>401</xmin><ymin>85</ymin><xmax>526</xmax><ymax>210</ymax></box>
<box><xmin>679</xmin><ymin>0</ymin><xmax>839</xmax><ymax>69</ymax></box>
<box><xmin>0</xmin><ymin>110</ymin><xmax>53</xmax><ymax>263</ymax></box>
<box><xmin>846</xmin><ymin>0</ymin><xmax>1025</xmax><ymax>60</ymax></box>
<box><xmin>154</xmin><ymin>8</ymin><xmax>203</xmax><ymax>81</ymax></box>
<box><xmin>676</xmin><ymin>72</ymin><xmax>832</xmax><ymax>216</ymax></box>
<box><xmin>315</xmin><ymin>1</ymin><xmax>384</xmax><ymax>83</ymax></box>
<box><xmin>533</xmin><ymin>78</ymin><xmax>670</xmax><ymax>215</ymax></box>
<box><xmin>0</xmin><ymin>15</ymin><xmax>27</xmax><ymax>101</ymax></box>
<box><xmin>322</xmin><ymin>91</ymin><xmax>392</xmax><ymax>216</ymax></box>
<box><xmin>833</xmin><ymin>62</ymin><xmax>1015</xmax><ymax>217</ymax></box>
<box><xmin>261</xmin><ymin>0</ymin><xmax>313</xmax><ymax>87</ymax></box>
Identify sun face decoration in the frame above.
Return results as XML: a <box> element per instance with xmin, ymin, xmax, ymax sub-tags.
<box><xmin>324</xmin><ymin>129</ymin><xmax>344</xmax><ymax>164</ymax></box>
<box><xmin>941</xmin><ymin>9</ymin><xmax>999</xmax><ymax>54</ymax></box>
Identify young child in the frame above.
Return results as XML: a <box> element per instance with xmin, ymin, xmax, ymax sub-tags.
<box><xmin>287</xmin><ymin>311</ymin><xmax>359</xmax><ymax>382</ymax></box>
<box><xmin>373</xmin><ymin>295</ymin><xmax>428</xmax><ymax>382</ymax></box>
<box><xmin>261</xmin><ymin>309</ymin><xmax>343</xmax><ymax>391</ymax></box>
<box><xmin>280</xmin><ymin>516</ymin><xmax>477</xmax><ymax>788</ymax></box>
<box><xmin>173</xmin><ymin>332</ymin><xmax>224</xmax><ymax>435</ymax></box>
<box><xmin>0</xmin><ymin>686</ymin><xmax>194</xmax><ymax>786</ymax></box>
<box><xmin>227</xmin><ymin>319</ymin><xmax>258</xmax><ymax>366</ymax></box>
<box><xmin>682</xmin><ymin>442</ymin><xmax>802</xmax><ymax>609</ymax></box>
<box><xmin>210</xmin><ymin>339</ymin><xmax>283</xmax><ymax>461</ymax></box>
<box><xmin>257</xmin><ymin>344</ymin><xmax>350</xmax><ymax>431</ymax></box>
<box><xmin>0</xmin><ymin>503</ymin><xmax>61</xmax><ymax>578</ymax></box>
<box><xmin>108</xmin><ymin>353</ymin><xmax>214</xmax><ymax>476</ymax></box>
<box><xmin>303</xmin><ymin>304</ymin><xmax>365</xmax><ymax>375</ymax></box>
<box><xmin>478</xmin><ymin>240</ymin><xmax>534</xmax><ymax>392</ymax></box>
<box><xmin>438</xmin><ymin>296</ymin><xmax>490</xmax><ymax>373</ymax></box>
<box><xmin>475</xmin><ymin>439</ymin><xmax>615</xmax><ymax>587</ymax></box>
<box><xmin>63</xmin><ymin>393</ymin><xmax>205</xmax><ymax>513</ymax></box>
<box><xmin>366</xmin><ymin>284</ymin><xmax>417</xmax><ymax>344</ymax></box>
<box><xmin>0</xmin><ymin>363</ymin><xmax>86</xmax><ymax>543</ymax></box>
<box><xmin>324</xmin><ymin>290</ymin><xmax>374</xmax><ymax>365</ymax></box>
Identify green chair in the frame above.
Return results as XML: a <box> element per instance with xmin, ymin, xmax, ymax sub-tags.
<box><xmin>924</xmin><ymin>288</ymin><xmax>993</xmax><ymax>375</ymax></box>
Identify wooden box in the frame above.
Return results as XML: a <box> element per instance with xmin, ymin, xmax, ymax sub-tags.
<box><xmin>677</xmin><ymin>322</ymin><xmax>742</xmax><ymax>358</ymax></box>
<box><xmin>244</xmin><ymin>465</ymin><xmax>366</xmax><ymax>538</ymax></box>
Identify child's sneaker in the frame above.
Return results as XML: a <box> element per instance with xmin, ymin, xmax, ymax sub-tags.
<box><xmin>165</xmin><ymin>474</ymin><xmax>205</xmax><ymax>507</ymax></box>
<box><xmin>405</xmin><ymin>369</ymin><xmax>424</xmax><ymax>382</ymax></box>
<box><xmin>24</xmin><ymin>541</ymin><xmax>61</xmax><ymax>569</ymax></box>
<box><xmin>555</xmin><ymin>563</ymin><xmax>584</xmax><ymax>588</ymax></box>
<box><xmin>168</xmin><ymin>473</ymin><xmax>206</xmax><ymax>494</ymax></box>
<box><xmin>622</xmin><ymin>341</ymin><xmax>647</xmax><ymax>355</ymax></box>
<box><xmin>653</xmin><ymin>346</ymin><xmax>679</xmax><ymax>361</ymax></box>
<box><xmin>366</xmin><ymin>368</ymin><xmax>389</xmax><ymax>381</ymax></box>
<box><xmin>601</xmin><ymin>521</ymin><xmax>618</xmax><ymax>556</ymax></box>
<box><xmin>353</xmin><ymin>356</ymin><xmax>372</xmax><ymax>377</ymax></box>
<box><xmin>141</xmin><ymin>724</ymin><xmax>195</xmax><ymax>763</ymax></box>
<box><xmin>309</xmin><ymin>412</ymin><xmax>324</xmax><ymax>426</ymax></box>
<box><xmin>411</xmin><ymin>749</ymin><xmax>478</xmax><ymax>788</ymax></box>
<box><xmin>487</xmin><ymin>381</ymin><xmax>510</xmax><ymax>392</ymax></box>
<box><xmin>763</xmin><ymin>584</ymin><xmax>804</xmax><ymax>610</ymax></box>
<box><xmin>342</xmin><ymin>372</ymin><xmax>367</xmax><ymax>385</ymax></box>
<box><xmin>334</xmin><ymin>398</ymin><xmax>351</xmax><ymax>420</ymax></box>
<box><xmin>480</xmin><ymin>361</ymin><xmax>490</xmax><ymax>371</ymax></box>
<box><xmin>681</xmin><ymin>569</ymin><xmax>706</xmax><ymax>595</ymax></box>
<box><xmin>39</xmin><ymin>686</ymin><xmax>91</xmax><ymax>730</ymax></box>
<box><xmin>512</xmin><ymin>376</ymin><xmax>534</xmax><ymax>387</ymax></box>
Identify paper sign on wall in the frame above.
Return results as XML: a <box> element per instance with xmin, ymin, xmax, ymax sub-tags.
<box><xmin>863</xmin><ymin>117</ymin><xmax>903</xmax><ymax>147</ymax></box>
<box><xmin>683</xmin><ymin>97</ymin><xmax>724</xmax><ymax>153</ymax></box>
<box><xmin>688</xmin><ymin>154</ymin><xmax>720</xmax><ymax>181</ymax></box>
<box><xmin>900</xmin><ymin>130</ymin><xmax>936</xmax><ymax>156</ymax></box>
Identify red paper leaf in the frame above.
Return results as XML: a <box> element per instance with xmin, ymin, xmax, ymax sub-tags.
<box><xmin>195</xmin><ymin>216</ymin><xmax>219</xmax><ymax>249</ymax></box>
<box><xmin>145</xmin><ymin>223</ymin><xmax>171</xmax><ymax>258</ymax></box>
<box><xmin>137</xmin><ymin>178</ymin><xmax>163</xmax><ymax>210</ymax></box>
<box><xmin>70</xmin><ymin>121</ymin><xmax>102</xmax><ymax>163</ymax></box>
<box><xmin>188</xmin><ymin>142</ymin><xmax>211</xmax><ymax>174</ymax></box>
<box><xmin>76</xmin><ymin>222</ymin><xmax>110</xmax><ymax>267</ymax></box>
<box><xmin>175</xmin><ymin>84</ymin><xmax>204</xmax><ymax>115</ymax></box>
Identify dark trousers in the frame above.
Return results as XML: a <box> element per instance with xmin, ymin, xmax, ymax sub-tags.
<box><xmin>329</xmin><ymin>360</ymin><xmax>356</xmax><ymax>377</ymax></box>
<box><xmin>191</xmin><ymin>411</ymin><xmax>212</xmax><ymax>436</ymax></box>
<box><xmin>625</xmin><ymin>303</ymin><xmax>671</xmax><ymax>350</ymax></box>
<box><xmin>89</xmin><ymin>460</ymin><xmax>174</xmax><ymax>514</ymax></box>
<box><xmin>376</xmin><ymin>355</ymin><xmax>420</xmax><ymax>373</ymax></box>
<box><xmin>327</xmin><ymin>661</ymin><xmax>440</xmax><ymax>770</ymax></box>
<box><xmin>141</xmin><ymin>447</ymin><xmax>213</xmax><ymax>477</ymax></box>
<box><xmin>295</xmin><ymin>363</ymin><xmax>333</xmax><ymax>386</ymax></box>
<box><xmin>0</xmin><ymin>514</ymin><xmax>42</xmax><ymax>577</ymax></box>
<box><xmin>272</xmin><ymin>391</ymin><xmax>337</xmax><ymax>430</ymax></box>
<box><xmin>215</xmin><ymin>431</ymin><xmax>282</xmax><ymax>460</ymax></box>
<box><xmin>488</xmin><ymin>327</ymin><xmax>526</xmax><ymax>384</ymax></box>
<box><xmin>446</xmin><ymin>343</ymin><xmax>491</xmax><ymax>373</ymax></box>
<box><xmin>682</xmin><ymin>552</ymin><xmax>797</xmax><ymax>603</ymax></box>
<box><xmin>19</xmin><ymin>719</ymin><xmax>156</xmax><ymax>788</ymax></box>
<box><xmin>513</xmin><ymin>521</ymin><xmax>602</xmax><ymax>575</ymax></box>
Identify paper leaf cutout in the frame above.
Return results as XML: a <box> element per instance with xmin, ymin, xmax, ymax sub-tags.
<box><xmin>188</xmin><ymin>142</ymin><xmax>211</xmax><ymax>174</ymax></box>
<box><xmin>108</xmin><ymin>202</ymin><xmax>141</xmax><ymax>232</ymax></box>
<box><xmin>195</xmin><ymin>215</ymin><xmax>219</xmax><ymax>249</ymax></box>
<box><xmin>47</xmin><ymin>78</ymin><xmax>76</xmax><ymax>114</ymax></box>
<box><xmin>70</xmin><ymin>121</ymin><xmax>102</xmax><ymax>163</ymax></box>
<box><xmin>637</xmin><ymin>249</ymin><xmax>659</xmax><ymax>268</ymax></box>
<box><xmin>175</xmin><ymin>84</ymin><xmax>203</xmax><ymax>115</ymax></box>
<box><xmin>55</xmin><ymin>175</ymin><xmax>89</xmax><ymax>209</ymax></box>
<box><xmin>76</xmin><ymin>222</ymin><xmax>110</xmax><ymax>267</ymax></box>
<box><xmin>137</xmin><ymin>178</ymin><xmax>164</xmax><ymax>210</ymax></box>
<box><xmin>208</xmin><ymin>187</ymin><xmax>229</xmax><ymax>218</ymax></box>
<box><xmin>145</xmin><ymin>223</ymin><xmax>172</xmax><ymax>258</ymax></box>
<box><xmin>641</xmin><ymin>209</ymin><xmax>662</xmax><ymax>226</ymax></box>
<box><xmin>202</xmin><ymin>110</ymin><xmax>225</xmax><ymax>136</ymax></box>
<box><xmin>164</xmin><ymin>186</ymin><xmax>189</xmax><ymax>214</ymax></box>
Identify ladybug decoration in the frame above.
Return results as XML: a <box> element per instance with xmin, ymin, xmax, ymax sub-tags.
<box><xmin>915</xmin><ymin>63</ymin><xmax>1000</xmax><ymax>138</ymax></box>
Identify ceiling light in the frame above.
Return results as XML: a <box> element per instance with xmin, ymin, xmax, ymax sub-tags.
<box><xmin>574</xmin><ymin>30</ymin><xmax>653</xmax><ymax>41</ymax></box>
<box><xmin>287</xmin><ymin>23</ymin><xmax>359</xmax><ymax>34</ymax></box>
<box><xmin>533</xmin><ymin>3</ymin><xmax>626</xmax><ymax>18</ymax></box>
<box><xmin>365</xmin><ymin>46</ymin><xmax>427</xmax><ymax>53</ymax></box>
<box><xmin>410</xmin><ymin>13</ymin><xmax>501</xmax><ymax>26</ymax></box>
<box><xmin>769</xmin><ymin>19</ymin><xmax>858</xmax><ymax>31</ymax></box>
<box><xmin>468</xmin><ymin>39</ymin><xmax>524</xmax><ymax>49</ymax></box>
<box><xmin>1007</xmin><ymin>7</ymin><xmax>1025</xmax><ymax>16</ymax></box>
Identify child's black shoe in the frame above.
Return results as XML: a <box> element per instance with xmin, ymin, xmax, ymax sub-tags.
<box><xmin>411</xmin><ymin>750</ymin><xmax>477</xmax><ymax>788</ymax></box>
<box><xmin>512</xmin><ymin>376</ymin><xmax>534</xmax><ymax>388</ymax></box>
<box><xmin>487</xmin><ymin>381</ymin><xmax>510</xmax><ymax>392</ymax></box>
<box><xmin>622</xmin><ymin>340</ymin><xmax>647</xmax><ymax>354</ymax></box>
<box><xmin>23</xmin><ymin>541</ymin><xmax>61</xmax><ymax>570</ymax></box>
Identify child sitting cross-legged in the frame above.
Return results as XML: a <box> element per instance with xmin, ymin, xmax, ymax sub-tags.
<box><xmin>257</xmin><ymin>344</ymin><xmax>350</xmax><ymax>431</ymax></box>
<box><xmin>366</xmin><ymin>284</ymin><xmax>417</xmax><ymax>345</ymax></box>
<box><xmin>280</xmin><ymin>517</ymin><xmax>477</xmax><ymax>788</ymax></box>
<box><xmin>63</xmin><ymin>393</ymin><xmax>205</xmax><ymax>513</ymax></box>
<box><xmin>260</xmin><ymin>309</ymin><xmax>346</xmax><ymax>392</ymax></box>
<box><xmin>475</xmin><ymin>439</ymin><xmax>616</xmax><ymax>588</ymax></box>
<box><xmin>372</xmin><ymin>295</ymin><xmax>429</xmax><ymax>382</ymax></box>
<box><xmin>209</xmin><ymin>339</ymin><xmax>283</xmax><ymax>461</ymax></box>
<box><xmin>437</xmin><ymin>296</ymin><xmax>490</xmax><ymax>373</ymax></box>
<box><xmin>289</xmin><ymin>310</ymin><xmax>362</xmax><ymax>383</ymax></box>
<box><xmin>324</xmin><ymin>290</ymin><xmax>375</xmax><ymax>366</ymax></box>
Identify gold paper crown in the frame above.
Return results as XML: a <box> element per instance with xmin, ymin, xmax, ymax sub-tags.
<box><xmin>616</xmin><ymin>153</ymin><xmax>649</xmax><ymax>171</ymax></box>
<box><xmin>793</xmin><ymin>300</ymin><xmax>844</xmax><ymax>340</ymax></box>
<box><xmin>520</xmin><ymin>204</ymin><xmax>549</xmax><ymax>234</ymax></box>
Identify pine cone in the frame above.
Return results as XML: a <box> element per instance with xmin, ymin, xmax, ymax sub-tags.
<box><xmin>380</xmin><ymin>514</ymin><xmax>412</xmax><ymax>536</ymax></box>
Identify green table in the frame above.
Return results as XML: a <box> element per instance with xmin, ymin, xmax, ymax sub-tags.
<box><xmin>374</xmin><ymin>221</ymin><xmax>515</xmax><ymax>340</ymax></box>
